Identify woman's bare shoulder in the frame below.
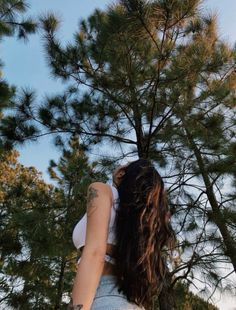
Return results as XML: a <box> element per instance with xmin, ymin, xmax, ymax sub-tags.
<box><xmin>87</xmin><ymin>182</ymin><xmax>112</xmax><ymax>195</ymax></box>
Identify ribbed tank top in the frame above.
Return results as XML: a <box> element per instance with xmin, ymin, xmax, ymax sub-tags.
<box><xmin>72</xmin><ymin>180</ymin><xmax>119</xmax><ymax>264</ymax></box>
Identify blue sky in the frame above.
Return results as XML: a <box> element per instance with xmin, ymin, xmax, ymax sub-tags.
<box><xmin>2</xmin><ymin>1</ymin><xmax>236</xmax><ymax>309</ymax></box>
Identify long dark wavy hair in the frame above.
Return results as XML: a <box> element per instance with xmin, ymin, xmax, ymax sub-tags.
<box><xmin>113</xmin><ymin>159</ymin><xmax>175</xmax><ymax>310</ymax></box>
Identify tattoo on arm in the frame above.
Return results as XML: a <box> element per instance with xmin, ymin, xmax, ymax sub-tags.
<box><xmin>68</xmin><ymin>298</ymin><xmax>84</xmax><ymax>309</ymax></box>
<box><xmin>86</xmin><ymin>186</ymin><xmax>99</xmax><ymax>216</ymax></box>
<box><xmin>68</xmin><ymin>304</ymin><xmax>83</xmax><ymax>309</ymax></box>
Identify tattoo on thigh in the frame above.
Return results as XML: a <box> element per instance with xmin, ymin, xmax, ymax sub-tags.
<box><xmin>87</xmin><ymin>186</ymin><xmax>98</xmax><ymax>216</ymax></box>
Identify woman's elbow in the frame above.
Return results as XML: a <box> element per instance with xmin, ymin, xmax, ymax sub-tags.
<box><xmin>82</xmin><ymin>245</ymin><xmax>106</xmax><ymax>259</ymax></box>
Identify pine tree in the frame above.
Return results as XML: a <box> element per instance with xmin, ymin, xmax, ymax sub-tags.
<box><xmin>1</xmin><ymin>0</ymin><xmax>236</xmax><ymax>308</ymax></box>
<box><xmin>0</xmin><ymin>0</ymin><xmax>37</xmax><ymax>149</ymax></box>
<box><xmin>46</xmin><ymin>135</ymin><xmax>107</xmax><ymax>308</ymax></box>
<box><xmin>0</xmin><ymin>149</ymin><xmax>55</xmax><ymax>308</ymax></box>
<box><xmin>0</xmin><ymin>138</ymin><xmax>107</xmax><ymax>309</ymax></box>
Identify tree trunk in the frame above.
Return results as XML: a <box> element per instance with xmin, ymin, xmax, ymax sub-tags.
<box><xmin>185</xmin><ymin>128</ymin><xmax>236</xmax><ymax>273</ymax></box>
<box><xmin>54</xmin><ymin>258</ymin><xmax>66</xmax><ymax>310</ymax></box>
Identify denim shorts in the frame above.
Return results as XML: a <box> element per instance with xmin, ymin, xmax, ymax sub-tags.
<box><xmin>90</xmin><ymin>275</ymin><xmax>145</xmax><ymax>310</ymax></box>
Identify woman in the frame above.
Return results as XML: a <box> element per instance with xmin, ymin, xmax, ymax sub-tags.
<box><xmin>69</xmin><ymin>159</ymin><xmax>175</xmax><ymax>310</ymax></box>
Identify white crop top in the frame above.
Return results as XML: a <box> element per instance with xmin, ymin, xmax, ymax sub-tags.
<box><xmin>72</xmin><ymin>180</ymin><xmax>119</xmax><ymax>265</ymax></box>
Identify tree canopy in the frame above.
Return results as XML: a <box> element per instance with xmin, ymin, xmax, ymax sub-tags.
<box><xmin>0</xmin><ymin>0</ymin><xmax>37</xmax><ymax>149</ymax></box>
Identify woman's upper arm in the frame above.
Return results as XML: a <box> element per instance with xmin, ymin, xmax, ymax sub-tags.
<box><xmin>84</xmin><ymin>182</ymin><xmax>112</xmax><ymax>254</ymax></box>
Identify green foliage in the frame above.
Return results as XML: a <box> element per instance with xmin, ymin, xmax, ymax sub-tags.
<box><xmin>0</xmin><ymin>137</ymin><xmax>107</xmax><ymax>308</ymax></box>
<box><xmin>0</xmin><ymin>0</ymin><xmax>37</xmax><ymax>150</ymax></box>
<box><xmin>154</xmin><ymin>280</ymin><xmax>220</xmax><ymax>309</ymax></box>
<box><xmin>173</xmin><ymin>282</ymin><xmax>219</xmax><ymax>310</ymax></box>
<box><xmin>0</xmin><ymin>0</ymin><xmax>37</xmax><ymax>40</ymax></box>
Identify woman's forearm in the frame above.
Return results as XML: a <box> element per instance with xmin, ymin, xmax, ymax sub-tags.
<box><xmin>71</xmin><ymin>247</ymin><xmax>105</xmax><ymax>310</ymax></box>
